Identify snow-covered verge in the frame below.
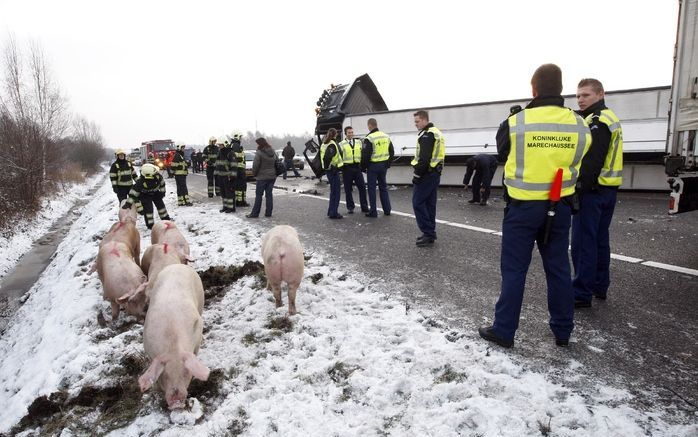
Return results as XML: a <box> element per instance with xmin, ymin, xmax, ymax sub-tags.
<box><xmin>0</xmin><ymin>176</ymin><xmax>695</xmax><ymax>436</ymax></box>
<box><xmin>0</xmin><ymin>169</ymin><xmax>107</xmax><ymax>279</ymax></box>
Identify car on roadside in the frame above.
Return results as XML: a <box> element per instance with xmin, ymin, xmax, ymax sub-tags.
<box><xmin>245</xmin><ymin>152</ymin><xmax>255</xmax><ymax>180</ymax></box>
<box><xmin>275</xmin><ymin>150</ymin><xmax>305</xmax><ymax>170</ymax></box>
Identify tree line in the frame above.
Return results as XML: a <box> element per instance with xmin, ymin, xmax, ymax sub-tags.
<box><xmin>0</xmin><ymin>35</ymin><xmax>108</xmax><ymax>233</ymax></box>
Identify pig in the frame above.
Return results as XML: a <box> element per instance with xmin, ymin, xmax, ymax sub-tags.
<box><xmin>118</xmin><ymin>198</ymin><xmax>138</xmax><ymax>224</ymax></box>
<box><xmin>138</xmin><ymin>264</ymin><xmax>209</xmax><ymax>409</ymax></box>
<box><xmin>91</xmin><ymin>240</ymin><xmax>147</xmax><ymax>321</ymax></box>
<box><xmin>261</xmin><ymin>225</ymin><xmax>304</xmax><ymax>315</ymax></box>
<box><xmin>139</xmin><ymin>243</ymin><xmax>189</xmax><ymax>288</ymax></box>
<box><xmin>101</xmin><ymin>200</ymin><xmax>141</xmax><ymax>264</ymax></box>
<box><xmin>150</xmin><ymin>220</ymin><xmax>191</xmax><ymax>260</ymax></box>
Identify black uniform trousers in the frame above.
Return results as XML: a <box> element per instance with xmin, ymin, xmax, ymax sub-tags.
<box><xmin>140</xmin><ymin>193</ymin><xmax>170</xmax><ymax>229</ymax></box>
<box><xmin>115</xmin><ymin>186</ymin><xmax>131</xmax><ymax>203</ymax></box>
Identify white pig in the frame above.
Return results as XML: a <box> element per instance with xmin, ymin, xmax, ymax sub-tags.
<box><xmin>101</xmin><ymin>221</ymin><xmax>141</xmax><ymax>266</ymax></box>
<box><xmin>138</xmin><ymin>264</ymin><xmax>209</xmax><ymax>409</ymax></box>
<box><xmin>261</xmin><ymin>225</ymin><xmax>304</xmax><ymax>315</ymax></box>
<box><xmin>92</xmin><ymin>241</ymin><xmax>147</xmax><ymax>321</ymax></box>
<box><xmin>118</xmin><ymin>198</ymin><xmax>138</xmax><ymax>224</ymax></box>
<box><xmin>140</xmin><ymin>243</ymin><xmax>188</xmax><ymax>286</ymax></box>
<box><xmin>151</xmin><ymin>220</ymin><xmax>191</xmax><ymax>259</ymax></box>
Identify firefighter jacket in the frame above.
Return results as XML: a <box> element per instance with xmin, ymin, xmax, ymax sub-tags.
<box><xmin>497</xmin><ymin>96</ymin><xmax>591</xmax><ymax>201</ymax></box>
<box><xmin>109</xmin><ymin>159</ymin><xmax>137</xmax><ymax>187</ymax></box>
<box><xmin>339</xmin><ymin>138</ymin><xmax>362</xmax><ymax>167</ymax></box>
<box><xmin>214</xmin><ymin>145</ymin><xmax>235</xmax><ymax>177</ymax></box>
<box><xmin>171</xmin><ymin>150</ymin><xmax>188</xmax><ymax>176</ymax></box>
<box><xmin>321</xmin><ymin>140</ymin><xmax>343</xmax><ymax>171</ymax></box>
<box><xmin>204</xmin><ymin>144</ymin><xmax>219</xmax><ymax>166</ymax></box>
<box><xmin>411</xmin><ymin>123</ymin><xmax>445</xmax><ymax>176</ymax></box>
<box><xmin>231</xmin><ymin>141</ymin><xmax>246</xmax><ymax>170</ymax></box>
<box><xmin>126</xmin><ymin>173</ymin><xmax>166</xmax><ymax>205</ymax></box>
<box><xmin>578</xmin><ymin>100</ymin><xmax>623</xmax><ymax>188</ymax></box>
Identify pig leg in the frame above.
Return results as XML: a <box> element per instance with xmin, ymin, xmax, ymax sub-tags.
<box><xmin>271</xmin><ymin>282</ymin><xmax>283</xmax><ymax>308</ymax></box>
<box><xmin>287</xmin><ymin>282</ymin><xmax>299</xmax><ymax>316</ymax></box>
<box><xmin>110</xmin><ymin>301</ymin><xmax>120</xmax><ymax>322</ymax></box>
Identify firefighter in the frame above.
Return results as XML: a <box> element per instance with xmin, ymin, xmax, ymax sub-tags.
<box><xmin>146</xmin><ymin>152</ymin><xmax>155</xmax><ymax>164</ymax></box>
<box><xmin>109</xmin><ymin>149</ymin><xmax>138</xmax><ymax>203</ymax></box>
<box><xmin>572</xmin><ymin>78</ymin><xmax>623</xmax><ymax>308</ymax></box>
<box><xmin>122</xmin><ymin>163</ymin><xmax>172</xmax><ymax>229</ymax></box>
<box><xmin>230</xmin><ymin>131</ymin><xmax>249</xmax><ymax>207</ymax></box>
<box><xmin>411</xmin><ymin>110</ymin><xmax>445</xmax><ymax>247</ymax></box>
<box><xmin>339</xmin><ymin>126</ymin><xmax>368</xmax><ymax>214</ymax></box>
<box><xmin>172</xmin><ymin>143</ymin><xmax>193</xmax><ymax>206</ymax></box>
<box><xmin>479</xmin><ymin>64</ymin><xmax>590</xmax><ymax>348</ymax></box>
<box><xmin>215</xmin><ymin>136</ymin><xmax>236</xmax><ymax>213</ymax></box>
<box><xmin>321</xmin><ymin>128</ymin><xmax>344</xmax><ymax>219</ymax></box>
<box><xmin>361</xmin><ymin>118</ymin><xmax>394</xmax><ymax>217</ymax></box>
<box><xmin>203</xmin><ymin>136</ymin><xmax>219</xmax><ymax>197</ymax></box>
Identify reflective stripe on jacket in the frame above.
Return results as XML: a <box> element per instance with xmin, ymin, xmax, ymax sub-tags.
<box><xmin>590</xmin><ymin>108</ymin><xmax>623</xmax><ymax>186</ymax></box>
<box><xmin>339</xmin><ymin>138</ymin><xmax>362</xmax><ymax>165</ymax></box>
<box><xmin>366</xmin><ymin>131</ymin><xmax>391</xmax><ymax>162</ymax></box>
<box><xmin>320</xmin><ymin>140</ymin><xmax>344</xmax><ymax>170</ymax></box>
<box><xmin>505</xmin><ymin>106</ymin><xmax>590</xmax><ymax>200</ymax></box>
<box><xmin>411</xmin><ymin>126</ymin><xmax>445</xmax><ymax>168</ymax></box>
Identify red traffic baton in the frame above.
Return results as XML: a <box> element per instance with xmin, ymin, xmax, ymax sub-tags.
<box><xmin>542</xmin><ymin>168</ymin><xmax>563</xmax><ymax>245</ymax></box>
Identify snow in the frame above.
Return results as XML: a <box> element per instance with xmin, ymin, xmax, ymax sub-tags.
<box><xmin>0</xmin><ymin>174</ymin><xmax>695</xmax><ymax>436</ymax></box>
<box><xmin>0</xmin><ymin>169</ymin><xmax>107</xmax><ymax>279</ymax></box>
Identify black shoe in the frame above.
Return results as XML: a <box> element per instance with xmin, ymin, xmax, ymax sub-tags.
<box><xmin>220</xmin><ymin>208</ymin><xmax>227</xmax><ymax>213</ymax></box>
<box><xmin>574</xmin><ymin>299</ymin><xmax>592</xmax><ymax>309</ymax></box>
<box><xmin>208</xmin><ymin>194</ymin><xmax>213</xmax><ymax>198</ymax></box>
<box><xmin>361</xmin><ymin>208</ymin><xmax>370</xmax><ymax>213</ymax></box>
<box><xmin>478</xmin><ymin>325</ymin><xmax>513</xmax><ymax>348</ymax></box>
<box><xmin>245</xmin><ymin>213</ymin><xmax>259</xmax><ymax>218</ymax></box>
<box><xmin>264</xmin><ymin>214</ymin><xmax>272</xmax><ymax>217</ymax></box>
<box><xmin>384</xmin><ymin>211</ymin><xmax>391</xmax><ymax>216</ymax></box>
<box><xmin>347</xmin><ymin>209</ymin><xmax>354</xmax><ymax>214</ymax></box>
<box><xmin>555</xmin><ymin>338</ymin><xmax>569</xmax><ymax>347</ymax></box>
<box><xmin>162</xmin><ymin>216</ymin><xmax>172</xmax><ymax>221</ymax></box>
<box><xmin>468</xmin><ymin>199</ymin><xmax>478</xmax><ymax>204</ymax></box>
<box><xmin>479</xmin><ymin>200</ymin><xmax>487</xmax><ymax>206</ymax></box>
<box><xmin>238</xmin><ymin>201</ymin><xmax>250</xmax><ymax>207</ymax></box>
<box><xmin>185</xmin><ymin>202</ymin><xmax>193</xmax><ymax>206</ymax></box>
<box><xmin>329</xmin><ymin>214</ymin><xmax>343</xmax><ymax>219</ymax></box>
<box><xmin>365</xmin><ymin>213</ymin><xmax>377</xmax><ymax>218</ymax></box>
<box><xmin>593</xmin><ymin>294</ymin><xmax>607</xmax><ymax>300</ymax></box>
<box><xmin>416</xmin><ymin>237</ymin><xmax>435</xmax><ymax>247</ymax></box>
<box><xmin>225</xmin><ymin>208</ymin><xmax>235</xmax><ymax>213</ymax></box>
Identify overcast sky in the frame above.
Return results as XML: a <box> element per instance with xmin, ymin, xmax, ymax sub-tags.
<box><xmin>0</xmin><ymin>0</ymin><xmax>679</xmax><ymax>148</ymax></box>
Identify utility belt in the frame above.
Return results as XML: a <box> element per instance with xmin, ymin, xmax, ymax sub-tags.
<box><xmin>507</xmin><ymin>195</ymin><xmax>579</xmax><ymax>213</ymax></box>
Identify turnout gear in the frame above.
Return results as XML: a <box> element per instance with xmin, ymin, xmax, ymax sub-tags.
<box><xmin>203</xmin><ymin>139</ymin><xmax>220</xmax><ymax>197</ymax></box>
<box><xmin>123</xmin><ymin>171</ymin><xmax>171</xmax><ymax>229</ymax></box>
<box><xmin>171</xmin><ymin>148</ymin><xmax>192</xmax><ymax>206</ymax></box>
<box><xmin>109</xmin><ymin>156</ymin><xmax>138</xmax><ymax>203</ymax></box>
<box><xmin>230</xmin><ymin>138</ymin><xmax>248</xmax><ymax>206</ymax></box>
<box><xmin>215</xmin><ymin>141</ymin><xmax>236</xmax><ymax>212</ymax></box>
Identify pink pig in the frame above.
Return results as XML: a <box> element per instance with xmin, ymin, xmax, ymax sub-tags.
<box><xmin>261</xmin><ymin>225</ymin><xmax>304</xmax><ymax>315</ymax></box>
<box><xmin>151</xmin><ymin>220</ymin><xmax>191</xmax><ymax>260</ymax></box>
<box><xmin>138</xmin><ymin>264</ymin><xmax>209</xmax><ymax>409</ymax></box>
<box><xmin>91</xmin><ymin>241</ymin><xmax>147</xmax><ymax>321</ymax></box>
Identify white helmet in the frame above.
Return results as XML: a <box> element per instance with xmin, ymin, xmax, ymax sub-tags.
<box><xmin>217</xmin><ymin>136</ymin><xmax>228</xmax><ymax>146</ymax></box>
<box><xmin>141</xmin><ymin>163</ymin><xmax>159</xmax><ymax>177</ymax></box>
<box><xmin>115</xmin><ymin>148</ymin><xmax>126</xmax><ymax>156</ymax></box>
<box><xmin>230</xmin><ymin>130</ymin><xmax>243</xmax><ymax>141</ymax></box>
<box><xmin>176</xmin><ymin>143</ymin><xmax>186</xmax><ymax>150</ymax></box>
<box><xmin>208</xmin><ymin>136</ymin><xmax>217</xmax><ymax>143</ymax></box>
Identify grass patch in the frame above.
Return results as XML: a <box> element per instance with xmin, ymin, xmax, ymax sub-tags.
<box><xmin>309</xmin><ymin>272</ymin><xmax>324</xmax><ymax>284</ymax></box>
<box><xmin>264</xmin><ymin>316</ymin><xmax>293</xmax><ymax>333</ymax></box>
<box><xmin>198</xmin><ymin>261</ymin><xmax>265</xmax><ymax>305</ymax></box>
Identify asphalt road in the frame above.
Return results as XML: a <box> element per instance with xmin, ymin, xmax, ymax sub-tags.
<box><xmin>184</xmin><ymin>169</ymin><xmax>698</xmax><ymax>420</ymax></box>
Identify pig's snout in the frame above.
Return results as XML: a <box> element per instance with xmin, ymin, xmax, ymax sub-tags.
<box><xmin>166</xmin><ymin>387</ymin><xmax>187</xmax><ymax>410</ymax></box>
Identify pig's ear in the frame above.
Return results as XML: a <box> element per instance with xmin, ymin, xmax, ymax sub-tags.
<box><xmin>184</xmin><ymin>254</ymin><xmax>196</xmax><ymax>264</ymax></box>
<box><xmin>139</xmin><ymin>355</ymin><xmax>167</xmax><ymax>392</ymax></box>
<box><xmin>182</xmin><ymin>353</ymin><xmax>210</xmax><ymax>381</ymax></box>
<box><xmin>117</xmin><ymin>281</ymin><xmax>147</xmax><ymax>304</ymax></box>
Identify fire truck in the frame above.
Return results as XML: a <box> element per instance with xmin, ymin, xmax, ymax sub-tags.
<box><xmin>140</xmin><ymin>139</ymin><xmax>176</xmax><ymax>177</ymax></box>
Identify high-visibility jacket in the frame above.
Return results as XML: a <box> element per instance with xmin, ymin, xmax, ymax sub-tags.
<box><xmin>171</xmin><ymin>151</ymin><xmax>188</xmax><ymax>176</ymax></box>
<box><xmin>505</xmin><ymin>106</ymin><xmax>591</xmax><ymax>200</ymax></box>
<box><xmin>411</xmin><ymin>126</ymin><xmax>445</xmax><ymax>168</ymax></box>
<box><xmin>203</xmin><ymin>145</ymin><xmax>219</xmax><ymax>165</ymax></box>
<box><xmin>320</xmin><ymin>140</ymin><xmax>344</xmax><ymax>170</ymax></box>
<box><xmin>339</xmin><ymin>138</ymin><xmax>362</xmax><ymax>165</ymax></box>
<box><xmin>588</xmin><ymin>108</ymin><xmax>623</xmax><ymax>186</ymax></box>
<box><xmin>128</xmin><ymin>173</ymin><xmax>166</xmax><ymax>200</ymax></box>
<box><xmin>366</xmin><ymin>130</ymin><xmax>391</xmax><ymax>163</ymax></box>
<box><xmin>109</xmin><ymin>160</ymin><xmax>137</xmax><ymax>187</ymax></box>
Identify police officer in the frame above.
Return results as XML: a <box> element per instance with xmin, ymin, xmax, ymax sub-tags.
<box><xmin>109</xmin><ymin>149</ymin><xmax>138</xmax><ymax>203</ymax></box>
<box><xmin>215</xmin><ymin>136</ymin><xmax>236</xmax><ymax>213</ymax></box>
<box><xmin>321</xmin><ymin>128</ymin><xmax>344</xmax><ymax>219</ymax></box>
<box><xmin>230</xmin><ymin>131</ymin><xmax>249</xmax><ymax>207</ymax></box>
<box><xmin>361</xmin><ymin>118</ymin><xmax>394</xmax><ymax>217</ymax></box>
<box><xmin>462</xmin><ymin>154</ymin><xmax>498</xmax><ymax>205</ymax></box>
<box><xmin>572</xmin><ymin>78</ymin><xmax>623</xmax><ymax>308</ymax></box>
<box><xmin>479</xmin><ymin>64</ymin><xmax>590</xmax><ymax>348</ymax></box>
<box><xmin>203</xmin><ymin>136</ymin><xmax>220</xmax><ymax>197</ymax></box>
<box><xmin>338</xmin><ymin>126</ymin><xmax>368</xmax><ymax>214</ymax></box>
<box><xmin>122</xmin><ymin>163</ymin><xmax>171</xmax><ymax>229</ymax></box>
<box><xmin>411</xmin><ymin>110</ymin><xmax>445</xmax><ymax>247</ymax></box>
<box><xmin>171</xmin><ymin>143</ymin><xmax>193</xmax><ymax>206</ymax></box>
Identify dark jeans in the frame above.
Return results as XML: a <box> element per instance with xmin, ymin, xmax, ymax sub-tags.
<box><xmin>342</xmin><ymin>166</ymin><xmax>368</xmax><ymax>212</ymax></box>
<box><xmin>493</xmin><ymin>200</ymin><xmax>573</xmax><ymax>341</ymax></box>
<box><xmin>412</xmin><ymin>171</ymin><xmax>440</xmax><ymax>238</ymax></box>
<box><xmin>471</xmin><ymin>165</ymin><xmax>497</xmax><ymax>202</ymax></box>
<box><xmin>283</xmin><ymin>159</ymin><xmax>300</xmax><ymax>178</ymax></box>
<box><xmin>366</xmin><ymin>162</ymin><xmax>391</xmax><ymax>215</ymax></box>
<box><xmin>250</xmin><ymin>178</ymin><xmax>275</xmax><ymax>217</ymax></box>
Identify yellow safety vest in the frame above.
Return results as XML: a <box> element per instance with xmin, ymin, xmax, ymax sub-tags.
<box><xmin>411</xmin><ymin>126</ymin><xmax>445</xmax><ymax>168</ymax></box>
<box><xmin>320</xmin><ymin>140</ymin><xmax>344</xmax><ymax>170</ymax></box>
<box><xmin>366</xmin><ymin>130</ymin><xmax>391</xmax><ymax>163</ymax></box>
<box><xmin>505</xmin><ymin>106</ymin><xmax>591</xmax><ymax>200</ymax></box>
<box><xmin>588</xmin><ymin>109</ymin><xmax>623</xmax><ymax>186</ymax></box>
<box><xmin>339</xmin><ymin>138</ymin><xmax>362</xmax><ymax>165</ymax></box>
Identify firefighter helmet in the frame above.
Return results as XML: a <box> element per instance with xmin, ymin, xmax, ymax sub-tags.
<box><xmin>217</xmin><ymin>136</ymin><xmax>228</xmax><ymax>146</ymax></box>
<box><xmin>141</xmin><ymin>163</ymin><xmax>159</xmax><ymax>177</ymax></box>
<box><xmin>209</xmin><ymin>136</ymin><xmax>217</xmax><ymax>144</ymax></box>
<box><xmin>115</xmin><ymin>148</ymin><xmax>126</xmax><ymax>156</ymax></box>
<box><xmin>176</xmin><ymin>143</ymin><xmax>186</xmax><ymax>150</ymax></box>
<box><xmin>230</xmin><ymin>130</ymin><xmax>243</xmax><ymax>141</ymax></box>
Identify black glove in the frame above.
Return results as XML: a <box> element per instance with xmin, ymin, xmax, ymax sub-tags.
<box><xmin>121</xmin><ymin>202</ymin><xmax>131</xmax><ymax>210</ymax></box>
<box><xmin>412</xmin><ymin>175</ymin><xmax>422</xmax><ymax>185</ymax></box>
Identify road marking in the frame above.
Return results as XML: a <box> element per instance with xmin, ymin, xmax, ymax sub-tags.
<box><xmin>298</xmin><ymin>193</ymin><xmax>698</xmax><ymax>277</ymax></box>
